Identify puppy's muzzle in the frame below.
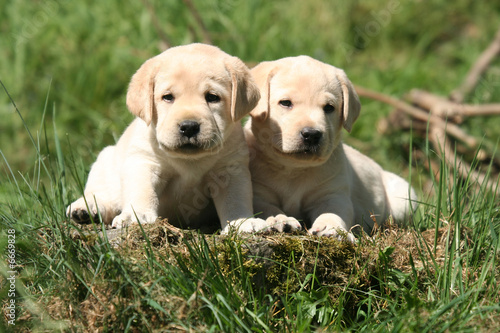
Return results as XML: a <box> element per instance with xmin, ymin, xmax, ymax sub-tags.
<box><xmin>300</xmin><ymin>127</ymin><xmax>322</xmax><ymax>147</ymax></box>
<box><xmin>179</xmin><ymin>120</ymin><xmax>200</xmax><ymax>138</ymax></box>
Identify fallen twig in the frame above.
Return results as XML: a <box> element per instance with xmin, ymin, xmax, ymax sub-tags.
<box><xmin>354</xmin><ymin>85</ymin><xmax>478</xmax><ymax>148</ymax></box>
<box><xmin>429</xmin><ymin>126</ymin><xmax>498</xmax><ymax>193</ymax></box>
<box><xmin>408</xmin><ymin>89</ymin><xmax>500</xmax><ymax>118</ymax></box>
<box><xmin>450</xmin><ymin>26</ymin><xmax>500</xmax><ymax>103</ymax></box>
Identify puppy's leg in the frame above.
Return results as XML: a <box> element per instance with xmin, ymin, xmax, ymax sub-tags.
<box><xmin>212</xmin><ymin>167</ymin><xmax>274</xmax><ymax>233</ymax></box>
<box><xmin>111</xmin><ymin>160</ymin><xmax>164</xmax><ymax>229</ymax></box>
<box><xmin>382</xmin><ymin>171</ymin><xmax>418</xmax><ymax>223</ymax></box>
<box><xmin>66</xmin><ymin>146</ymin><xmax>121</xmax><ymax>224</ymax></box>
<box><xmin>253</xmin><ymin>196</ymin><xmax>302</xmax><ymax>232</ymax></box>
<box><xmin>308</xmin><ymin>195</ymin><xmax>356</xmax><ymax>242</ymax></box>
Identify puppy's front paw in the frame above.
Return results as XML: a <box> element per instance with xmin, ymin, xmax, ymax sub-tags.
<box><xmin>309</xmin><ymin>216</ymin><xmax>356</xmax><ymax>242</ymax></box>
<box><xmin>222</xmin><ymin>217</ymin><xmax>273</xmax><ymax>234</ymax></box>
<box><xmin>66</xmin><ymin>197</ymin><xmax>99</xmax><ymax>224</ymax></box>
<box><xmin>309</xmin><ymin>224</ymin><xmax>356</xmax><ymax>242</ymax></box>
<box><xmin>111</xmin><ymin>211</ymin><xmax>158</xmax><ymax>229</ymax></box>
<box><xmin>266</xmin><ymin>214</ymin><xmax>302</xmax><ymax>232</ymax></box>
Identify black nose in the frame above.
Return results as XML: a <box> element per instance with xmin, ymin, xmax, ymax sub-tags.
<box><xmin>300</xmin><ymin>127</ymin><xmax>322</xmax><ymax>146</ymax></box>
<box><xmin>179</xmin><ymin>120</ymin><xmax>200</xmax><ymax>138</ymax></box>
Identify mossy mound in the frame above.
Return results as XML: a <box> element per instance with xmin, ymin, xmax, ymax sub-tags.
<box><xmin>63</xmin><ymin>218</ymin><xmax>474</xmax><ymax>330</ymax></box>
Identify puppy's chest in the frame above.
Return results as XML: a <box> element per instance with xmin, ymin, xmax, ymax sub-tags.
<box><xmin>261</xmin><ymin>170</ymin><xmax>319</xmax><ymax>216</ymax></box>
<box><xmin>157</xmin><ymin>168</ymin><xmax>220</xmax><ymax>230</ymax></box>
<box><xmin>160</xmin><ymin>160</ymin><xmax>229</xmax><ymax>199</ymax></box>
<box><xmin>163</xmin><ymin>170</ymin><xmax>209</xmax><ymax>197</ymax></box>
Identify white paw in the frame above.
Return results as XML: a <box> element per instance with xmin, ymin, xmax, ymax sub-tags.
<box><xmin>265</xmin><ymin>214</ymin><xmax>302</xmax><ymax>232</ymax></box>
<box><xmin>222</xmin><ymin>217</ymin><xmax>274</xmax><ymax>234</ymax></box>
<box><xmin>308</xmin><ymin>224</ymin><xmax>356</xmax><ymax>243</ymax></box>
<box><xmin>111</xmin><ymin>210</ymin><xmax>158</xmax><ymax>229</ymax></box>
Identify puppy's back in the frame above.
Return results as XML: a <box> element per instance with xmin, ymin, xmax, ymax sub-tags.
<box><xmin>382</xmin><ymin>171</ymin><xmax>418</xmax><ymax>223</ymax></box>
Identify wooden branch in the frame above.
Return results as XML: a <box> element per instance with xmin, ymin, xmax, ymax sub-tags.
<box><xmin>354</xmin><ymin>85</ymin><xmax>478</xmax><ymax>148</ymax></box>
<box><xmin>378</xmin><ymin>109</ymin><xmax>429</xmax><ymax>134</ymax></box>
<box><xmin>458</xmin><ymin>104</ymin><xmax>500</xmax><ymax>116</ymax></box>
<box><xmin>429</xmin><ymin>126</ymin><xmax>499</xmax><ymax>194</ymax></box>
<box><xmin>450</xmin><ymin>27</ymin><xmax>500</xmax><ymax>103</ymax></box>
<box><xmin>408</xmin><ymin>89</ymin><xmax>500</xmax><ymax>118</ymax></box>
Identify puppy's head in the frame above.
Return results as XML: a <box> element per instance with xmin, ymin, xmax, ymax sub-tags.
<box><xmin>248</xmin><ymin>56</ymin><xmax>360</xmax><ymax>166</ymax></box>
<box><xmin>126</xmin><ymin>43</ymin><xmax>260</xmax><ymax>158</ymax></box>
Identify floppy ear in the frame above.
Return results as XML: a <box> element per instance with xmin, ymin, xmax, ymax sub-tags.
<box><xmin>225</xmin><ymin>57</ymin><xmax>261</xmax><ymax>122</ymax></box>
<box><xmin>126</xmin><ymin>56</ymin><xmax>159</xmax><ymax>125</ymax></box>
<box><xmin>335</xmin><ymin>69</ymin><xmax>361</xmax><ymax>132</ymax></box>
<box><xmin>248</xmin><ymin>62</ymin><xmax>276</xmax><ymax>123</ymax></box>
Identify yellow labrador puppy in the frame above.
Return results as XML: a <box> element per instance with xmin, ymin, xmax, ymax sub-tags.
<box><xmin>67</xmin><ymin>43</ymin><xmax>270</xmax><ymax>233</ymax></box>
<box><xmin>245</xmin><ymin>56</ymin><xmax>417</xmax><ymax>241</ymax></box>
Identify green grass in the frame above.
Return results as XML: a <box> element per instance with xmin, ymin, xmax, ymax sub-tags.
<box><xmin>1</xmin><ymin>0</ymin><xmax>500</xmax><ymax>331</ymax></box>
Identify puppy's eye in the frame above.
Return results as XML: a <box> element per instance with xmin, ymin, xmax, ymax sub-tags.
<box><xmin>162</xmin><ymin>94</ymin><xmax>174</xmax><ymax>102</ymax></box>
<box><xmin>205</xmin><ymin>93</ymin><xmax>221</xmax><ymax>103</ymax></box>
<box><xmin>323</xmin><ymin>104</ymin><xmax>335</xmax><ymax>113</ymax></box>
<box><xmin>279</xmin><ymin>100</ymin><xmax>293</xmax><ymax>108</ymax></box>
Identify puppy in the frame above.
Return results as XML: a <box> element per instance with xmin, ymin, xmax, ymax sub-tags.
<box><xmin>244</xmin><ymin>56</ymin><xmax>417</xmax><ymax>241</ymax></box>
<box><xmin>67</xmin><ymin>43</ymin><xmax>271</xmax><ymax>233</ymax></box>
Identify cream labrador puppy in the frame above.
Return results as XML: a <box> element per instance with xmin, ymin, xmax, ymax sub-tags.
<box><xmin>67</xmin><ymin>43</ymin><xmax>270</xmax><ymax>233</ymax></box>
<box><xmin>245</xmin><ymin>56</ymin><xmax>417</xmax><ymax>241</ymax></box>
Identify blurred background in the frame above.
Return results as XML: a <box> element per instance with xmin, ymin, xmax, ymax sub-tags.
<box><xmin>1</xmin><ymin>0</ymin><xmax>500</xmax><ymax>195</ymax></box>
